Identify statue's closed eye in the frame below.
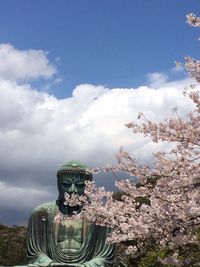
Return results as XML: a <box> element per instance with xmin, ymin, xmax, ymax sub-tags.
<box><xmin>75</xmin><ymin>182</ymin><xmax>85</xmax><ymax>187</ymax></box>
<box><xmin>62</xmin><ymin>182</ymin><xmax>72</xmax><ymax>187</ymax></box>
<box><xmin>62</xmin><ymin>182</ymin><xmax>84</xmax><ymax>188</ymax></box>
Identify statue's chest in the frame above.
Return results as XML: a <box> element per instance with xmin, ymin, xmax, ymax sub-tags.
<box><xmin>54</xmin><ymin>220</ymin><xmax>86</xmax><ymax>252</ymax></box>
<box><xmin>57</xmin><ymin>221</ymin><xmax>83</xmax><ymax>241</ymax></box>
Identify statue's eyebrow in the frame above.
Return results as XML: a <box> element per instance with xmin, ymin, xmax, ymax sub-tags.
<box><xmin>62</xmin><ymin>177</ymin><xmax>72</xmax><ymax>182</ymax></box>
<box><xmin>73</xmin><ymin>176</ymin><xmax>81</xmax><ymax>182</ymax></box>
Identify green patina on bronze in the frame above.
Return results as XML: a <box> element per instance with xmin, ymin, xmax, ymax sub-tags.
<box><xmin>26</xmin><ymin>160</ymin><xmax>115</xmax><ymax>267</ymax></box>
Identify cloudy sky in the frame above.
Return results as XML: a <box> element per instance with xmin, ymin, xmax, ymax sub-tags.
<box><xmin>0</xmin><ymin>0</ymin><xmax>199</xmax><ymax>225</ymax></box>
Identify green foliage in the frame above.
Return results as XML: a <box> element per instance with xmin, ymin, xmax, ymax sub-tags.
<box><xmin>112</xmin><ymin>191</ymin><xmax>125</xmax><ymax>201</ymax></box>
<box><xmin>146</xmin><ymin>175</ymin><xmax>161</xmax><ymax>187</ymax></box>
<box><xmin>134</xmin><ymin>196</ymin><xmax>150</xmax><ymax>209</ymax></box>
<box><xmin>114</xmin><ymin>230</ymin><xmax>200</xmax><ymax>267</ymax></box>
<box><xmin>137</xmin><ymin>249</ymin><xmax>169</xmax><ymax>267</ymax></box>
<box><xmin>136</xmin><ymin>175</ymin><xmax>161</xmax><ymax>189</ymax></box>
<box><xmin>0</xmin><ymin>224</ymin><xmax>27</xmax><ymax>265</ymax></box>
<box><xmin>196</xmin><ymin>228</ymin><xmax>200</xmax><ymax>240</ymax></box>
<box><xmin>113</xmin><ymin>191</ymin><xmax>151</xmax><ymax>207</ymax></box>
<box><xmin>178</xmin><ymin>242</ymin><xmax>200</xmax><ymax>266</ymax></box>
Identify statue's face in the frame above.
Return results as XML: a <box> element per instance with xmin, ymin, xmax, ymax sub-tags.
<box><xmin>58</xmin><ymin>173</ymin><xmax>86</xmax><ymax>198</ymax></box>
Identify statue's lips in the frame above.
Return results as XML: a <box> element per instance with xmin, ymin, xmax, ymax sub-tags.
<box><xmin>63</xmin><ymin>193</ymin><xmax>80</xmax><ymax>197</ymax></box>
<box><xmin>62</xmin><ymin>193</ymin><xmax>74</xmax><ymax>199</ymax></box>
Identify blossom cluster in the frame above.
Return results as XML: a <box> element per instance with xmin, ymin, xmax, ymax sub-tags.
<box><xmin>186</xmin><ymin>13</ymin><xmax>200</xmax><ymax>28</ymax></box>
<box><xmin>184</xmin><ymin>13</ymin><xmax>200</xmax><ymax>83</ymax></box>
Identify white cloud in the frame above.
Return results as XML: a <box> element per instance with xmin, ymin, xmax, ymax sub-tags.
<box><xmin>171</xmin><ymin>64</ymin><xmax>185</xmax><ymax>73</ymax></box>
<box><xmin>0</xmin><ymin>43</ymin><xmax>56</xmax><ymax>81</ymax></box>
<box><xmin>146</xmin><ymin>72</ymin><xmax>169</xmax><ymax>87</ymax></box>
<box><xmin>0</xmin><ymin>79</ymin><xmax>195</xmax><ymax>179</ymax></box>
<box><xmin>0</xmin><ymin>181</ymin><xmax>54</xmax><ymax>210</ymax></box>
<box><xmin>146</xmin><ymin>71</ymin><xmax>195</xmax><ymax>89</ymax></box>
<box><xmin>0</xmin><ymin>58</ymin><xmax>197</xmax><ymax>224</ymax></box>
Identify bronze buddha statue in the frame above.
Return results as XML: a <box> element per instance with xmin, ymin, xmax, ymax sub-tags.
<box><xmin>26</xmin><ymin>160</ymin><xmax>115</xmax><ymax>267</ymax></box>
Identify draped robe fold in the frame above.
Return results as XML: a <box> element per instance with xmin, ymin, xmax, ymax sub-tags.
<box><xmin>27</xmin><ymin>201</ymin><xmax>115</xmax><ymax>267</ymax></box>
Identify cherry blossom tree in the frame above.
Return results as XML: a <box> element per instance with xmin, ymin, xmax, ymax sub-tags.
<box><xmin>58</xmin><ymin>86</ymin><xmax>200</xmax><ymax>265</ymax></box>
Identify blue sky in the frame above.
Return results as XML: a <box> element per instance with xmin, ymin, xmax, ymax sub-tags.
<box><xmin>0</xmin><ymin>1</ymin><xmax>200</xmax><ymax>225</ymax></box>
<box><xmin>0</xmin><ymin>0</ymin><xmax>199</xmax><ymax>97</ymax></box>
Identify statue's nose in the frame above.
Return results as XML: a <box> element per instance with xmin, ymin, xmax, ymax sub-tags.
<box><xmin>69</xmin><ymin>183</ymin><xmax>77</xmax><ymax>193</ymax></box>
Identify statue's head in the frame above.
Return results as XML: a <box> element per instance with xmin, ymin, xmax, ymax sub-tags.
<box><xmin>57</xmin><ymin>160</ymin><xmax>92</xmax><ymax>202</ymax></box>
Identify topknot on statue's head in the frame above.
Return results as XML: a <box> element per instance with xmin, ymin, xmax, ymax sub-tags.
<box><xmin>57</xmin><ymin>160</ymin><xmax>93</xmax><ymax>181</ymax></box>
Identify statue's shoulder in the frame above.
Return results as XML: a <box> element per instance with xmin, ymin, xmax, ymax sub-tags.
<box><xmin>31</xmin><ymin>201</ymin><xmax>57</xmax><ymax>214</ymax></box>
